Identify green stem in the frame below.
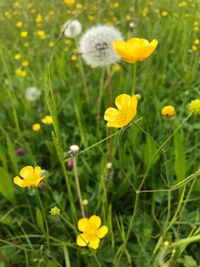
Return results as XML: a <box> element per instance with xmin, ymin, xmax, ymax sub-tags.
<box><xmin>73</xmin><ymin>157</ymin><xmax>85</xmax><ymax>217</ymax></box>
<box><xmin>132</xmin><ymin>63</ymin><xmax>137</xmax><ymax>95</ymax></box>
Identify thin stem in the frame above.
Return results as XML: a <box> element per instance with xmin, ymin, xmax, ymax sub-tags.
<box><xmin>73</xmin><ymin>157</ymin><xmax>85</xmax><ymax>217</ymax></box>
<box><xmin>132</xmin><ymin>63</ymin><xmax>137</xmax><ymax>95</ymax></box>
<box><xmin>107</xmin><ymin>66</ymin><xmax>113</xmax><ymax>163</ymax></box>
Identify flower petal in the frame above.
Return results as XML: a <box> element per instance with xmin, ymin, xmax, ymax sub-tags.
<box><xmin>13</xmin><ymin>176</ymin><xmax>25</xmax><ymax>187</ymax></box>
<box><xmin>76</xmin><ymin>233</ymin><xmax>88</xmax><ymax>247</ymax></box>
<box><xmin>88</xmin><ymin>238</ymin><xmax>100</xmax><ymax>250</ymax></box>
<box><xmin>33</xmin><ymin>166</ymin><xmax>42</xmax><ymax>178</ymax></box>
<box><xmin>104</xmin><ymin>107</ymin><xmax>120</xmax><ymax>122</ymax></box>
<box><xmin>115</xmin><ymin>94</ymin><xmax>132</xmax><ymax>110</ymax></box>
<box><xmin>19</xmin><ymin>166</ymin><xmax>33</xmax><ymax>179</ymax></box>
<box><xmin>97</xmin><ymin>225</ymin><xmax>108</xmax><ymax>238</ymax></box>
<box><xmin>89</xmin><ymin>215</ymin><xmax>101</xmax><ymax>229</ymax></box>
<box><xmin>78</xmin><ymin>218</ymin><xmax>89</xmax><ymax>232</ymax></box>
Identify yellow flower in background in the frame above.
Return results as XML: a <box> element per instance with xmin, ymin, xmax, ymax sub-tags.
<box><xmin>32</xmin><ymin>123</ymin><xmax>41</xmax><ymax>131</ymax></box>
<box><xmin>13</xmin><ymin>166</ymin><xmax>44</xmax><ymax>188</ymax></box>
<box><xmin>36</xmin><ymin>14</ymin><xmax>42</xmax><ymax>24</ymax></box>
<box><xmin>161</xmin><ymin>11</ymin><xmax>168</xmax><ymax>17</ymax></box>
<box><xmin>20</xmin><ymin>31</ymin><xmax>28</xmax><ymax>38</ymax></box>
<box><xmin>16</xmin><ymin>21</ymin><xmax>23</xmax><ymax>27</ymax></box>
<box><xmin>50</xmin><ymin>206</ymin><xmax>61</xmax><ymax>215</ymax></box>
<box><xmin>161</xmin><ymin>105</ymin><xmax>176</xmax><ymax>118</ymax></box>
<box><xmin>37</xmin><ymin>30</ymin><xmax>46</xmax><ymax>39</ymax></box>
<box><xmin>15</xmin><ymin>69</ymin><xmax>27</xmax><ymax>77</ymax></box>
<box><xmin>22</xmin><ymin>60</ymin><xmax>29</xmax><ymax>67</ymax></box>
<box><xmin>76</xmin><ymin>3</ymin><xmax>83</xmax><ymax>10</ymax></box>
<box><xmin>76</xmin><ymin>215</ymin><xmax>108</xmax><ymax>249</ymax></box>
<box><xmin>14</xmin><ymin>54</ymin><xmax>21</xmax><ymax>60</ymax></box>
<box><xmin>104</xmin><ymin>94</ymin><xmax>138</xmax><ymax>128</ymax></box>
<box><xmin>188</xmin><ymin>99</ymin><xmax>200</xmax><ymax>115</ymax></box>
<box><xmin>64</xmin><ymin>0</ymin><xmax>74</xmax><ymax>5</ymax></box>
<box><xmin>112</xmin><ymin>38</ymin><xmax>158</xmax><ymax>64</ymax></box>
<box><xmin>41</xmin><ymin>115</ymin><xmax>53</xmax><ymax>125</ymax></box>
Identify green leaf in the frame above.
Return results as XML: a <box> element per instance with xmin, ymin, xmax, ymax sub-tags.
<box><xmin>46</xmin><ymin>260</ymin><xmax>58</xmax><ymax>267</ymax></box>
<box><xmin>143</xmin><ymin>136</ymin><xmax>159</xmax><ymax>168</ymax></box>
<box><xmin>6</xmin><ymin>135</ymin><xmax>18</xmax><ymax>173</ymax></box>
<box><xmin>177</xmin><ymin>255</ymin><xmax>198</xmax><ymax>267</ymax></box>
<box><xmin>0</xmin><ymin>167</ymin><xmax>15</xmax><ymax>203</ymax></box>
<box><xmin>174</xmin><ymin>131</ymin><xmax>186</xmax><ymax>183</ymax></box>
<box><xmin>35</xmin><ymin>207</ymin><xmax>45</xmax><ymax>232</ymax></box>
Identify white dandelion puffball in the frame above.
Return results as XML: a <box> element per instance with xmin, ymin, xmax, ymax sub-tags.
<box><xmin>79</xmin><ymin>25</ymin><xmax>123</xmax><ymax>67</ymax></box>
<box><xmin>63</xmin><ymin>20</ymin><xmax>82</xmax><ymax>38</ymax></box>
<box><xmin>25</xmin><ymin>86</ymin><xmax>41</xmax><ymax>102</ymax></box>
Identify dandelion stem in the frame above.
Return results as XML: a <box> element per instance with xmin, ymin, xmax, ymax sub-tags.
<box><xmin>132</xmin><ymin>63</ymin><xmax>137</xmax><ymax>95</ymax></box>
<box><xmin>73</xmin><ymin>157</ymin><xmax>85</xmax><ymax>217</ymax></box>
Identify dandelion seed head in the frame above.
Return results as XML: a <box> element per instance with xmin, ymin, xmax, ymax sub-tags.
<box><xmin>25</xmin><ymin>86</ymin><xmax>41</xmax><ymax>102</ymax></box>
<box><xmin>79</xmin><ymin>25</ymin><xmax>123</xmax><ymax>67</ymax></box>
<box><xmin>63</xmin><ymin>20</ymin><xmax>82</xmax><ymax>38</ymax></box>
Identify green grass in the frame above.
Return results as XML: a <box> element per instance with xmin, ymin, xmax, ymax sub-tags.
<box><xmin>0</xmin><ymin>0</ymin><xmax>200</xmax><ymax>266</ymax></box>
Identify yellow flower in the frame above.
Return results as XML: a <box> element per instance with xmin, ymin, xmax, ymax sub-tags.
<box><xmin>41</xmin><ymin>115</ymin><xmax>53</xmax><ymax>125</ymax></box>
<box><xmin>104</xmin><ymin>94</ymin><xmax>138</xmax><ymax>128</ymax></box>
<box><xmin>37</xmin><ymin>30</ymin><xmax>46</xmax><ymax>39</ymax></box>
<box><xmin>32</xmin><ymin>123</ymin><xmax>41</xmax><ymax>131</ymax></box>
<box><xmin>22</xmin><ymin>60</ymin><xmax>29</xmax><ymax>67</ymax></box>
<box><xmin>161</xmin><ymin>105</ymin><xmax>176</xmax><ymax>118</ymax></box>
<box><xmin>20</xmin><ymin>31</ymin><xmax>28</xmax><ymax>38</ymax></box>
<box><xmin>112</xmin><ymin>38</ymin><xmax>158</xmax><ymax>64</ymax></box>
<box><xmin>14</xmin><ymin>54</ymin><xmax>21</xmax><ymax>60</ymax></box>
<box><xmin>188</xmin><ymin>99</ymin><xmax>200</xmax><ymax>115</ymax></box>
<box><xmin>36</xmin><ymin>14</ymin><xmax>42</xmax><ymax>23</ymax></box>
<box><xmin>16</xmin><ymin>21</ymin><xmax>23</xmax><ymax>27</ymax></box>
<box><xmin>50</xmin><ymin>206</ymin><xmax>61</xmax><ymax>215</ymax></box>
<box><xmin>194</xmin><ymin>38</ymin><xmax>200</xmax><ymax>45</ymax></box>
<box><xmin>76</xmin><ymin>3</ymin><xmax>83</xmax><ymax>10</ymax></box>
<box><xmin>161</xmin><ymin>11</ymin><xmax>168</xmax><ymax>17</ymax></box>
<box><xmin>76</xmin><ymin>215</ymin><xmax>108</xmax><ymax>250</ymax></box>
<box><xmin>64</xmin><ymin>0</ymin><xmax>74</xmax><ymax>5</ymax></box>
<box><xmin>13</xmin><ymin>166</ymin><xmax>44</xmax><ymax>188</ymax></box>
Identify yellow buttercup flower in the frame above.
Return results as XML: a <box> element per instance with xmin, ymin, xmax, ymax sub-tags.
<box><xmin>104</xmin><ymin>94</ymin><xmax>138</xmax><ymax>128</ymax></box>
<box><xmin>41</xmin><ymin>115</ymin><xmax>53</xmax><ymax>125</ymax></box>
<box><xmin>64</xmin><ymin>0</ymin><xmax>74</xmax><ymax>5</ymax></box>
<box><xmin>188</xmin><ymin>99</ymin><xmax>200</xmax><ymax>115</ymax></box>
<box><xmin>112</xmin><ymin>38</ymin><xmax>158</xmax><ymax>64</ymax></box>
<box><xmin>20</xmin><ymin>31</ymin><xmax>28</xmax><ymax>38</ymax></box>
<box><xmin>16</xmin><ymin>21</ymin><xmax>23</xmax><ymax>27</ymax></box>
<box><xmin>161</xmin><ymin>105</ymin><xmax>176</xmax><ymax>118</ymax></box>
<box><xmin>13</xmin><ymin>166</ymin><xmax>44</xmax><ymax>188</ymax></box>
<box><xmin>32</xmin><ymin>123</ymin><xmax>41</xmax><ymax>131</ymax></box>
<box><xmin>76</xmin><ymin>215</ymin><xmax>108</xmax><ymax>250</ymax></box>
<box><xmin>37</xmin><ymin>30</ymin><xmax>46</xmax><ymax>39</ymax></box>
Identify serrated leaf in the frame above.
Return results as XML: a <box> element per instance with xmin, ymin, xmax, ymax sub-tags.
<box><xmin>0</xmin><ymin>167</ymin><xmax>15</xmax><ymax>203</ymax></box>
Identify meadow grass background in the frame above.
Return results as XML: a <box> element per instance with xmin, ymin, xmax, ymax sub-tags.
<box><xmin>0</xmin><ymin>0</ymin><xmax>200</xmax><ymax>266</ymax></box>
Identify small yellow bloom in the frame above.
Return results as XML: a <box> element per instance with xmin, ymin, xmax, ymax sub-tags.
<box><xmin>13</xmin><ymin>166</ymin><xmax>44</xmax><ymax>188</ymax></box>
<box><xmin>192</xmin><ymin>45</ymin><xmax>198</xmax><ymax>52</ymax></box>
<box><xmin>188</xmin><ymin>99</ymin><xmax>200</xmax><ymax>115</ymax></box>
<box><xmin>64</xmin><ymin>0</ymin><xmax>74</xmax><ymax>5</ymax></box>
<box><xmin>88</xmin><ymin>15</ymin><xmax>95</xmax><ymax>21</ymax></box>
<box><xmin>14</xmin><ymin>54</ymin><xmax>21</xmax><ymax>60</ymax></box>
<box><xmin>71</xmin><ymin>55</ymin><xmax>77</xmax><ymax>61</ymax></box>
<box><xmin>142</xmin><ymin>7</ymin><xmax>149</xmax><ymax>17</ymax></box>
<box><xmin>50</xmin><ymin>206</ymin><xmax>61</xmax><ymax>215</ymax></box>
<box><xmin>76</xmin><ymin>3</ymin><xmax>83</xmax><ymax>10</ymax></box>
<box><xmin>22</xmin><ymin>60</ymin><xmax>29</xmax><ymax>67</ymax></box>
<box><xmin>36</xmin><ymin>14</ymin><xmax>42</xmax><ymax>23</ymax></box>
<box><xmin>82</xmin><ymin>199</ymin><xmax>88</xmax><ymax>206</ymax></box>
<box><xmin>49</xmin><ymin>41</ymin><xmax>55</xmax><ymax>48</ymax></box>
<box><xmin>104</xmin><ymin>94</ymin><xmax>138</xmax><ymax>128</ymax></box>
<box><xmin>161</xmin><ymin>11</ymin><xmax>168</xmax><ymax>17</ymax></box>
<box><xmin>20</xmin><ymin>70</ymin><xmax>27</xmax><ymax>77</ymax></box>
<box><xmin>37</xmin><ymin>30</ymin><xmax>46</xmax><ymax>39</ymax></box>
<box><xmin>194</xmin><ymin>38</ymin><xmax>200</xmax><ymax>45</ymax></box>
<box><xmin>41</xmin><ymin>115</ymin><xmax>53</xmax><ymax>125</ymax></box>
<box><xmin>161</xmin><ymin>105</ymin><xmax>176</xmax><ymax>118</ymax></box>
<box><xmin>76</xmin><ymin>215</ymin><xmax>108</xmax><ymax>249</ymax></box>
<box><xmin>20</xmin><ymin>31</ymin><xmax>28</xmax><ymax>38</ymax></box>
<box><xmin>112</xmin><ymin>38</ymin><xmax>158</xmax><ymax>64</ymax></box>
<box><xmin>32</xmin><ymin>123</ymin><xmax>41</xmax><ymax>131</ymax></box>
<box><xmin>112</xmin><ymin>63</ymin><xmax>121</xmax><ymax>72</ymax></box>
<box><xmin>16</xmin><ymin>21</ymin><xmax>23</xmax><ymax>27</ymax></box>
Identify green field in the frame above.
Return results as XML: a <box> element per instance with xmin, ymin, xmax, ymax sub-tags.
<box><xmin>0</xmin><ymin>0</ymin><xmax>200</xmax><ymax>266</ymax></box>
